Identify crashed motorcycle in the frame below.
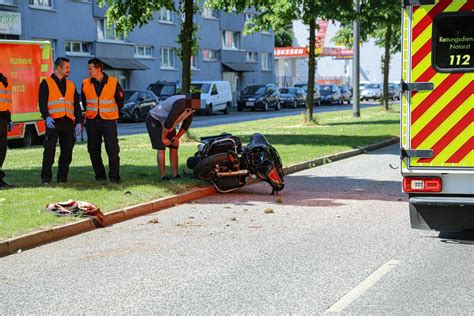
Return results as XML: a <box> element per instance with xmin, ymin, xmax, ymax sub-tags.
<box><xmin>187</xmin><ymin>133</ymin><xmax>284</xmax><ymax>194</ymax></box>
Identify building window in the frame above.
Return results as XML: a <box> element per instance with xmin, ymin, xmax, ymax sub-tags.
<box><xmin>246</xmin><ymin>52</ymin><xmax>257</xmax><ymax>63</ymax></box>
<box><xmin>191</xmin><ymin>53</ymin><xmax>199</xmax><ymax>70</ymax></box>
<box><xmin>159</xmin><ymin>9</ymin><xmax>173</xmax><ymax>23</ymax></box>
<box><xmin>160</xmin><ymin>47</ymin><xmax>176</xmax><ymax>69</ymax></box>
<box><xmin>134</xmin><ymin>45</ymin><xmax>153</xmax><ymax>58</ymax></box>
<box><xmin>222</xmin><ymin>31</ymin><xmax>240</xmax><ymax>50</ymax></box>
<box><xmin>202</xmin><ymin>7</ymin><xmax>218</xmax><ymax>19</ymax></box>
<box><xmin>261</xmin><ymin>53</ymin><xmax>271</xmax><ymax>70</ymax></box>
<box><xmin>97</xmin><ymin>18</ymin><xmax>121</xmax><ymax>41</ymax></box>
<box><xmin>29</xmin><ymin>0</ymin><xmax>52</xmax><ymax>8</ymax></box>
<box><xmin>245</xmin><ymin>13</ymin><xmax>255</xmax><ymax>21</ymax></box>
<box><xmin>65</xmin><ymin>41</ymin><xmax>91</xmax><ymax>55</ymax></box>
<box><xmin>202</xmin><ymin>49</ymin><xmax>219</xmax><ymax>61</ymax></box>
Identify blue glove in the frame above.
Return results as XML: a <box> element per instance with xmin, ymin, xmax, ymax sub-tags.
<box><xmin>75</xmin><ymin>123</ymin><xmax>82</xmax><ymax>136</ymax></box>
<box><xmin>7</xmin><ymin>121</ymin><xmax>13</xmax><ymax>132</ymax></box>
<box><xmin>45</xmin><ymin>116</ymin><xmax>55</xmax><ymax>129</ymax></box>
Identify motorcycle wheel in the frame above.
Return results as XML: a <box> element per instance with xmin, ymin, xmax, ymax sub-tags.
<box><xmin>193</xmin><ymin>152</ymin><xmax>232</xmax><ymax>180</ymax></box>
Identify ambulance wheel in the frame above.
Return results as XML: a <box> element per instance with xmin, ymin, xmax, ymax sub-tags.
<box><xmin>20</xmin><ymin>126</ymin><xmax>38</xmax><ymax>148</ymax></box>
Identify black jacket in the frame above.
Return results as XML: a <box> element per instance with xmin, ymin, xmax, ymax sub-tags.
<box><xmin>38</xmin><ymin>74</ymin><xmax>83</xmax><ymax>123</ymax></box>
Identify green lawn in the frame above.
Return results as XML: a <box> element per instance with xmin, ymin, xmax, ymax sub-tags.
<box><xmin>0</xmin><ymin>105</ymin><xmax>399</xmax><ymax>239</ymax></box>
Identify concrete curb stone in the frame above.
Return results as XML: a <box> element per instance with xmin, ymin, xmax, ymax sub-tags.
<box><xmin>0</xmin><ymin>137</ymin><xmax>399</xmax><ymax>257</ymax></box>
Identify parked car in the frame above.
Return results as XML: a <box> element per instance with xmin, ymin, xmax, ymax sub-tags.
<box><xmin>338</xmin><ymin>86</ymin><xmax>352</xmax><ymax>104</ymax></box>
<box><xmin>360</xmin><ymin>83</ymin><xmax>382</xmax><ymax>101</ymax></box>
<box><xmin>389</xmin><ymin>83</ymin><xmax>401</xmax><ymax>100</ymax></box>
<box><xmin>294</xmin><ymin>83</ymin><xmax>321</xmax><ymax>106</ymax></box>
<box><xmin>279</xmin><ymin>87</ymin><xmax>306</xmax><ymax>108</ymax></box>
<box><xmin>191</xmin><ymin>81</ymin><xmax>233</xmax><ymax>116</ymax></box>
<box><xmin>120</xmin><ymin>90</ymin><xmax>159</xmax><ymax>122</ymax></box>
<box><xmin>147</xmin><ymin>81</ymin><xmax>178</xmax><ymax>101</ymax></box>
<box><xmin>319</xmin><ymin>84</ymin><xmax>342</xmax><ymax>105</ymax></box>
<box><xmin>238</xmin><ymin>84</ymin><xmax>281</xmax><ymax>111</ymax></box>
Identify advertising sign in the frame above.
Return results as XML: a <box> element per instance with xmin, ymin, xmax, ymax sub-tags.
<box><xmin>0</xmin><ymin>11</ymin><xmax>21</xmax><ymax>35</ymax></box>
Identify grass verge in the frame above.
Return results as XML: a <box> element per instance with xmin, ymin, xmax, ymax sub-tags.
<box><xmin>0</xmin><ymin>105</ymin><xmax>399</xmax><ymax>239</ymax></box>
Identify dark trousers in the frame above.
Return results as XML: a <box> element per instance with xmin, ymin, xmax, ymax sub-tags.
<box><xmin>41</xmin><ymin>118</ymin><xmax>75</xmax><ymax>182</ymax></box>
<box><xmin>0</xmin><ymin>115</ymin><xmax>8</xmax><ymax>181</ymax></box>
<box><xmin>85</xmin><ymin>118</ymin><xmax>120</xmax><ymax>182</ymax></box>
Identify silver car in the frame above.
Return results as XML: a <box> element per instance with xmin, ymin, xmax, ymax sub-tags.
<box><xmin>360</xmin><ymin>83</ymin><xmax>382</xmax><ymax>101</ymax></box>
<box><xmin>389</xmin><ymin>83</ymin><xmax>401</xmax><ymax>100</ymax></box>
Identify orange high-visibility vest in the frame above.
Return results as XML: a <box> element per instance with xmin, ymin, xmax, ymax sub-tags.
<box><xmin>82</xmin><ymin>76</ymin><xmax>119</xmax><ymax>120</ymax></box>
<box><xmin>0</xmin><ymin>81</ymin><xmax>12</xmax><ymax>112</ymax></box>
<box><xmin>44</xmin><ymin>77</ymin><xmax>76</xmax><ymax>121</ymax></box>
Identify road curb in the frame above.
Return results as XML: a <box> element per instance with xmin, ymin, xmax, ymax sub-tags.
<box><xmin>0</xmin><ymin>137</ymin><xmax>399</xmax><ymax>257</ymax></box>
<box><xmin>283</xmin><ymin>137</ymin><xmax>400</xmax><ymax>175</ymax></box>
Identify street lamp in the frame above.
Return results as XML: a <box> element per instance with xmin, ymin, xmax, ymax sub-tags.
<box><xmin>352</xmin><ymin>0</ymin><xmax>360</xmax><ymax>118</ymax></box>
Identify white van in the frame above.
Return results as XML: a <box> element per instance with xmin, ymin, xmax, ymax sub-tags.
<box><xmin>191</xmin><ymin>81</ymin><xmax>233</xmax><ymax>115</ymax></box>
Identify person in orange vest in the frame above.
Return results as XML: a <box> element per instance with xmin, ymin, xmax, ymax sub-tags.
<box><xmin>0</xmin><ymin>72</ymin><xmax>14</xmax><ymax>189</ymax></box>
<box><xmin>81</xmin><ymin>58</ymin><xmax>124</xmax><ymax>184</ymax></box>
<box><xmin>39</xmin><ymin>57</ymin><xmax>83</xmax><ymax>185</ymax></box>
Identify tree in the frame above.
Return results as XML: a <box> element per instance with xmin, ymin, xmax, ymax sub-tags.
<box><xmin>274</xmin><ymin>25</ymin><xmax>294</xmax><ymax>47</ymax></box>
<box><xmin>208</xmin><ymin>0</ymin><xmax>354</xmax><ymax>121</ymax></box>
<box><xmin>334</xmin><ymin>0</ymin><xmax>401</xmax><ymax>110</ymax></box>
<box><xmin>99</xmin><ymin>0</ymin><xmax>199</xmax><ymax>94</ymax></box>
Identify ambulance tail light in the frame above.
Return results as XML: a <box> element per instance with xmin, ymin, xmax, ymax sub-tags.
<box><xmin>403</xmin><ymin>177</ymin><xmax>442</xmax><ymax>193</ymax></box>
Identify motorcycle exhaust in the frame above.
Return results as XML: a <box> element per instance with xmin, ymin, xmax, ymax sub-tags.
<box><xmin>216</xmin><ymin>169</ymin><xmax>250</xmax><ymax>177</ymax></box>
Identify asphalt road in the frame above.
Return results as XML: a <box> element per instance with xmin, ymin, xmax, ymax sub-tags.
<box><xmin>117</xmin><ymin>102</ymin><xmax>380</xmax><ymax>136</ymax></box>
<box><xmin>1</xmin><ymin>144</ymin><xmax>472</xmax><ymax>314</ymax></box>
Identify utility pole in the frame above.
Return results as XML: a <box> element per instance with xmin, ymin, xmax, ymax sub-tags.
<box><xmin>352</xmin><ymin>0</ymin><xmax>360</xmax><ymax>118</ymax></box>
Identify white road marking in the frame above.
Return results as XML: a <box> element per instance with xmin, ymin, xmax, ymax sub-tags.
<box><xmin>326</xmin><ymin>259</ymin><xmax>401</xmax><ymax>313</ymax></box>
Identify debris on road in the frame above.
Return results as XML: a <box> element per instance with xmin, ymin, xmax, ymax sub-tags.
<box><xmin>264</xmin><ymin>208</ymin><xmax>274</xmax><ymax>214</ymax></box>
<box><xmin>147</xmin><ymin>218</ymin><xmax>160</xmax><ymax>224</ymax></box>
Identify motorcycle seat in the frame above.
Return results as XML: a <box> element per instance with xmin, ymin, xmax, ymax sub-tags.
<box><xmin>200</xmin><ymin>133</ymin><xmax>232</xmax><ymax>142</ymax></box>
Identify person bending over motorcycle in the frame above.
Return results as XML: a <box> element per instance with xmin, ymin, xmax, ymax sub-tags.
<box><xmin>146</xmin><ymin>94</ymin><xmax>197</xmax><ymax>181</ymax></box>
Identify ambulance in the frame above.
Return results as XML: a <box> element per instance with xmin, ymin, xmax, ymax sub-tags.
<box><xmin>400</xmin><ymin>0</ymin><xmax>473</xmax><ymax>231</ymax></box>
<box><xmin>0</xmin><ymin>40</ymin><xmax>52</xmax><ymax>147</ymax></box>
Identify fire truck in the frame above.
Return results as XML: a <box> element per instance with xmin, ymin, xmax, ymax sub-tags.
<box><xmin>0</xmin><ymin>40</ymin><xmax>51</xmax><ymax>147</ymax></box>
<box><xmin>400</xmin><ymin>0</ymin><xmax>473</xmax><ymax>231</ymax></box>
